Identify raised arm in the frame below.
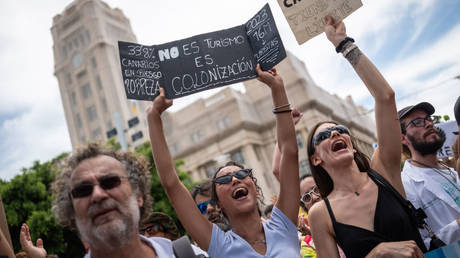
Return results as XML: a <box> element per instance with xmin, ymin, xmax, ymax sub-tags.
<box><xmin>146</xmin><ymin>88</ymin><xmax>212</xmax><ymax>250</ymax></box>
<box><xmin>257</xmin><ymin>64</ymin><xmax>299</xmax><ymax>224</ymax></box>
<box><xmin>454</xmin><ymin>96</ymin><xmax>460</xmax><ymax>172</ymax></box>
<box><xmin>324</xmin><ymin>17</ymin><xmax>402</xmax><ymax>190</ymax></box>
<box><xmin>0</xmin><ymin>229</ymin><xmax>15</xmax><ymax>258</ymax></box>
<box><xmin>271</xmin><ymin>108</ymin><xmax>303</xmax><ymax>182</ymax></box>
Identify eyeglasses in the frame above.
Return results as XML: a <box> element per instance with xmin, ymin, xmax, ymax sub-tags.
<box><xmin>140</xmin><ymin>223</ymin><xmax>165</xmax><ymax>235</ymax></box>
<box><xmin>197</xmin><ymin>200</ymin><xmax>215</xmax><ymax>214</ymax></box>
<box><xmin>312</xmin><ymin>125</ymin><xmax>350</xmax><ymax>146</ymax></box>
<box><xmin>70</xmin><ymin>174</ymin><xmax>130</xmax><ymax>198</ymax></box>
<box><xmin>300</xmin><ymin>186</ymin><xmax>320</xmax><ymax>205</ymax></box>
<box><xmin>404</xmin><ymin>115</ymin><xmax>435</xmax><ymax>130</ymax></box>
<box><xmin>213</xmin><ymin>168</ymin><xmax>252</xmax><ymax>185</ymax></box>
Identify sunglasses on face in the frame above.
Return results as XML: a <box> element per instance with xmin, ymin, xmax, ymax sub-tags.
<box><xmin>70</xmin><ymin>174</ymin><xmax>130</xmax><ymax>199</ymax></box>
<box><xmin>312</xmin><ymin>125</ymin><xmax>350</xmax><ymax>146</ymax></box>
<box><xmin>197</xmin><ymin>200</ymin><xmax>215</xmax><ymax>214</ymax></box>
<box><xmin>300</xmin><ymin>186</ymin><xmax>320</xmax><ymax>205</ymax></box>
<box><xmin>140</xmin><ymin>223</ymin><xmax>165</xmax><ymax>235</ymax></box>
<box><xmin>212</xmin><ymin>168</ymin><xmax>252</xmax><ymax>185</ymax></box>
<box><xmin>404</xmin><ymin>115</ymin><xmax>435</xmax><ymax>131</ymax></box>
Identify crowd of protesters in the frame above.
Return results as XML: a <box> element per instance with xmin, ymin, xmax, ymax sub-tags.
<box><xmin>1</xmin><ymin>16</ymin><xmax>459</xmax><ymax>258</ymax></box>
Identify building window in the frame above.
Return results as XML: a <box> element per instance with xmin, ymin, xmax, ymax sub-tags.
<box><xmin>91</xmin><ymin>57</ymin><xmax>97</xmax><ymax>68</ymax></box>
<box><xmin>86</xmin><ymin>105</ymin><xmax>98</xmax><ymax>121</ymax></box>
<box><xmin>81</xmin><ymin>83</ymin><xmax>92</xmax><ymax>98</ymax></box>
<box><xmin>191</xmin><ymin>130</ymin><xmax>204</xmax><ymax>143</ymax></box>
<box><xmin>296</xmin><ymin>131</ymin><xmax>304</xmax><ymax>148</ymax></box>
<box><xmin>217</xmin><ymin>116</ymin><xmax>231</xmax><ymax>131</ymax></box>
<box><xmin>299</xmin><ymin>160</ymin><xmax>310</xmax><ymax>176</ymax></box>
<box><xmin>95</xmin><ymin>76</ymin><xmax>102</xmax><ymax>90</ymax></box>
<box><xmin>131</xmin><ymin>131</ymin><xmax>143</xmax><ymax>142</ymax></box>
<box><xmin>70</xmin><ymin>92</ymin><xmax>77</xmax><ymax>105</ymax></box>
<box><xmin>101</xmin><ymin>98</ymin><xmax>108</xmax><ymax>113</ymax></box>
<box><xmin>66</xmin><ymin>73</ymin><xmax>72</xmax><ymax>84</ymax></box>
<box><xmin>74</xmin><ymin>113</ymin><xmax>82</xmax><ymax>128</ymax></box>
<box><xmin>72</xmin><ymin>52</ymin><xmax>82</xmax><ymax>68</ymax></box>
<box><xmin>91</xmin><ymin>128</ymin><xmax>102</xmax><ymax>140</ymax></box>
<box><xmin>231</xmin><ymin>150</ymin><xmax>245</xmax><ymax>165</ymax></box>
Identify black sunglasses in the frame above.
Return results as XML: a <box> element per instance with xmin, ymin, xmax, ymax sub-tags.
<box><xmin>70</xmin><ymin>174</ymin><xmax>130</xmax><ymax>198</ymax></box>
<box><xmin>213</xmin><ymin>168</ymin><xmax>252</xmax><ymax>185</ymax></box>
<box><xmin>197</xmin><ymin>200</ymin><xmax>215</xmax><ymax>214</ymax></box>
<box><xmin>140</xmin><ymin>223</ymin><xmax>165</xmax><ymax>235</ymax></box>
<box><xmin>312</xmin><ymin>125</ymin><xmax>350</xmax><ymax>146</ymax></box>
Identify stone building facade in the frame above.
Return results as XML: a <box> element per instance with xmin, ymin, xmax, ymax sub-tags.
<box><xmin>51</xmin><ymin>0</ymin><xmax>150</xmax><ymax>151</ymax></box>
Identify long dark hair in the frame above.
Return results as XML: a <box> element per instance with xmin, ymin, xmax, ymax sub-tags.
<box><xmin>307</xmin><ymin>121</ymin><xmax>370</xmax><ymax>197</ymax></box>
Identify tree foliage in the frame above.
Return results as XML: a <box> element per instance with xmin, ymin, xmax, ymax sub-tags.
<box><xmin>1</xmin><ymin>141</ymin><xmax>195</xmax><ymax>256</ymax></box>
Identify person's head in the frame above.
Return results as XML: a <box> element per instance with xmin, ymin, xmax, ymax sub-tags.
<box><xmin>211</xmin><ymin>161</ymin><xmax>264</xmax><ymax>220</ymax></box>
<box><xmin>52</xmin><ymin>143</ymin><xmax>152</xmax><ymax>251</ymax></box>
<box><xmin>139</xmin><ymin>212</ymin><xmax>179</xmax><ymax>240</ymax></box>
<box><xmin>191</xmin><ymin>180</ymin><xmax>220</xmax><ymax>222</ymax></box>
<box><xmin>399</xmin><ymin>102</ymin><xmax>445</xmax><ymax>157</ymax></box>
<box><xmin>307</xmin><ymin>121</ymin><xmax>370</xmax><ymax>197</ymax></box>
<box><xmin>263</xmin><ymin>204</ymin><xmax>273</xmax><ymax>219</ymax></box>
<box><xmin>299</xmin><ymin>174</ymin><xmax>320</xmax><ymax>212</ymax></box>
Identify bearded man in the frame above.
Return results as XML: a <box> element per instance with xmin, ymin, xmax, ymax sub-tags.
<box><xmin>399</xmin><ymin>101</ymin><xmax>460</xmax><ymax>248</ymax></box>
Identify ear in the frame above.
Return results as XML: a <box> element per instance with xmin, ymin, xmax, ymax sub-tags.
<box><xmin>401</xmin><ymin>134</ymin><xmax>410</xmax><ymax>147</ymax></box>
<box><xmin>353</xmin><ymin>149</ymin><xmax>357</xmax><ymax>154</ymax></box>
<box><xmin>137</xmin><ymin>194</ymin><xmax>144</xmax><ymax>208</ymax></box>
<box><xmin>310</xmin><ymin>153</ymin><xmax>322</xmax><ymax>166</ymax></box>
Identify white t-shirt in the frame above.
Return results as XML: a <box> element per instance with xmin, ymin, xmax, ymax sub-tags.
<box><xmin>208</xmin><ymin>206</ymin><xmax>300</xmax><ymax>257</ymax></box>
<box><xmin>84</xmin><ymin>235</ymin><xmax>208</xmax><ymax>257</ymax></box>
<box><xmin>402</xmin><ymin>160</ymin><xmax>460</xmax><ymax>247</ymax></box>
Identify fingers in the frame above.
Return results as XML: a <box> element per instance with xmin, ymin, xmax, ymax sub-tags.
<box><xmin>36</xmin><ymin>238</ymin><xmax>43</xmax><ymax>249</ymax></box>
<box><xmin>325</xmin><ymin>15</ymin><xmax>334</xmax><ymax>26</ymax></box>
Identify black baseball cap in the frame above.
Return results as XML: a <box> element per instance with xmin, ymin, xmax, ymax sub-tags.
<box><xmin>397</xmin><ymin>102</ymin><xmax>435</xmax><ymax>120</ymax></box>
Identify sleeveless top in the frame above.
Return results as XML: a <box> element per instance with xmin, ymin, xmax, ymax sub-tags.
<box><xmin>323</xmin><ymin>170</ymin><xmax>427</xmax><ymax>258</ymax></box>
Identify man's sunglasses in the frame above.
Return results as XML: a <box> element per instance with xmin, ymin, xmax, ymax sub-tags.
<box><xmin>197</xmin><ymin>200</ymin><xmax>215</xmax><ymax>214</ymax></box>
<box><xmin>140</xmin><ymin>223</ymin><xmax>165</xmax><ymax>235</ymax></box>
<box><xmin>312</xmin><ymin>125</ymin><xmax>350</xmax><ymax>146</ymax></box>
<box><xmin>70</xmin><ymin>174</ymin><xmax>130</xmax><ymax>198</ymax></box>
<box><xmin>404</xmin><ymin>115</ymin><xmax>435</xmax><ymax>130</ymax></box>
<box><xmin>212</xmin><ymin>168</ymin><xmax>252</xmax><ymax>185</ymax></box>
<box><xmin>300</xmin><ymin>186</ymin><xmax>320</xmax><ymax>205</ymax></box>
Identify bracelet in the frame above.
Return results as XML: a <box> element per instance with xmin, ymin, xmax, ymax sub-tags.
<box><xmin>335</xmin><ymin>37</ymin><xmax>355</xmax><ymax>53</ymax></box>
<box><xmin>273</xmin><ymin>109</ymin><xmax>292</xmax><ymax>114</ymax></box>
<box><xmin>342</xmin><ymin>43</ymin><xmax>357</xmax><ymax>57</ymax></box>
<box><xmin>273</xmin><ymin>103</ymin><xmax>290</xmax><ymax>111</ymax></box>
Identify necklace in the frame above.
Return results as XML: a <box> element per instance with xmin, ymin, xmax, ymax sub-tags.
<box><xmin>410</xmin><ymin>159</ymin><xmax>457</xmax><ymax>183</ymax></box>
<box><xmin>249</xmin><ymin>239</ymin><xmax>266</xmax><ymax>245</ymax></box>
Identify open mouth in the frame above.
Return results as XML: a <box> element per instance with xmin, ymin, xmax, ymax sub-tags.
<box><xmin>331</xmin><ymin>140</ymin><xmax>347</xmax><ymax>152</ymax></box>
<box><xmin>232</xmin><ymin>187</ymin><xmax>248</xmax><ymax>200</ymax></box>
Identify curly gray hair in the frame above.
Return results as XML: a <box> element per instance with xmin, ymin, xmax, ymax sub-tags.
<box><xmin>52</xmin><ymin>143</ymin><xmax>153</xmax><ymax>229</ymax></box>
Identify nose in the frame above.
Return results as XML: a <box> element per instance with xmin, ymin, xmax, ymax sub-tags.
<box><xmin>330</xmin><ymin>129</ymin><xmax>340</xmax><ymax>139</ymax></box>
<box><xmin>425</xmin><ymin>118</ymin><xmax>434</xmax><ymax>128</ymax></box>
<box><xmin>90</xmin><ymin>184</ymin><xmax>109</xmax><ymax>203</ymax></box>
<box><xmin>206</xmin><ymin>203</ymin><xmax>215</xmax><ymax>214</ymax></box>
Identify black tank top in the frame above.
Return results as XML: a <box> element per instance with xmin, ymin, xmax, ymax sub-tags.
<box><xmin>324</xmin><ymin>170</ymin><xmax>427</xmax><ymax>258</ymax></box>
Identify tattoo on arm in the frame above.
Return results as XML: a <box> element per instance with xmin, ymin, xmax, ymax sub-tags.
<box><xmin>345</xmin><ymin>47</ymin><xmax>362</xmax><ymax>67</ymax></box>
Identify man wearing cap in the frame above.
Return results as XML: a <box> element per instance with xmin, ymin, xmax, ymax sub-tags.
<box><xmin>399</xmin><ymin>100</ymin><xmax>460</xmax><ymax>248</ymax></box>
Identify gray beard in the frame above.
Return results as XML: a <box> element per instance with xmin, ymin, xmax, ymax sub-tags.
<box><xmin>76</xmin><ymin>195</ymin><xmax>140</xmax><ymax>252</ymax></box>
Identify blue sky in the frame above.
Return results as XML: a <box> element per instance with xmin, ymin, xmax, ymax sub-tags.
<box><xmin>0</xmin><ymin>0</ymin><xmax>459</xmax><ymax>181</ymax></box>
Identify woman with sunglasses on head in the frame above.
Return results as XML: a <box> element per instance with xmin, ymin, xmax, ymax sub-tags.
<box><xmin>147</xmin><ymin>64</ymin><xmax>300</xmax><ymax>257</ymax></box>
<box><xmin>306</xmin><ymin>17</ymin><xmax>427</xmax><ymax>258</ymax></box>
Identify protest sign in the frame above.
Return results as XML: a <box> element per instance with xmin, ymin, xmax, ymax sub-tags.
<box><xmin>277</xmin><ymin>0</ymin><xmax>362</xmax><ymax>44</ymax></box>
<box><xmin>118</xmin><ymin>4</ymin><xmax>286</xmax><ymax>101</ymax></box>
<box><xmin>435</xmin><ymin>121</ymin><xmax>458</xmax><ymax>159</ymax></box>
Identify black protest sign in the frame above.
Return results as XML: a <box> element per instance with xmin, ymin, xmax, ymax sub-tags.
<box><xmin>246</xmin><ymin>3</ymin><xmax>286</xmax><ymax>71</ymax></box>
<box><xmin>118</xmin><ymin>4</ymin><xmax>286</xmax><ymax>101</ymax></box>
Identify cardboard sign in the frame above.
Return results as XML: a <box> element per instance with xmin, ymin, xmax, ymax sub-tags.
<box><xmin>118</xmin><ymin>4</ymin><xmax>286</xmax><ymax>101</ymax></box>
<box><xmin>277</xmin><ymin>0</ymin><xmax>362</xmax><ymax>44</ymax></box>
<box><xmin>435</xmin><ymin>121</ymin><xmax>458</xmax><ymax>158</ymax></box>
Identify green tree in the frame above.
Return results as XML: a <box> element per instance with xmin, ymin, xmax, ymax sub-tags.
<box><xmin>1</xmin><ymin>140</ymin><xmax>196</xmax><ymax>255</ymax></box>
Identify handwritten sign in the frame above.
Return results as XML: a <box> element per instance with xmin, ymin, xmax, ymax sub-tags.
<box><xmin>118</xmin><ymin>4</ymin><xmax>286</xmax><ymax>101</ymax></box>
<box><xmin>435</xmin><ymin>121</ymin><xmax>458</xmax><ymax>159</ymax></box>
<box><xmin>277</xmin><ymin>0</ymin><xmax>362</xmax><ymax>44</ymax></box>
